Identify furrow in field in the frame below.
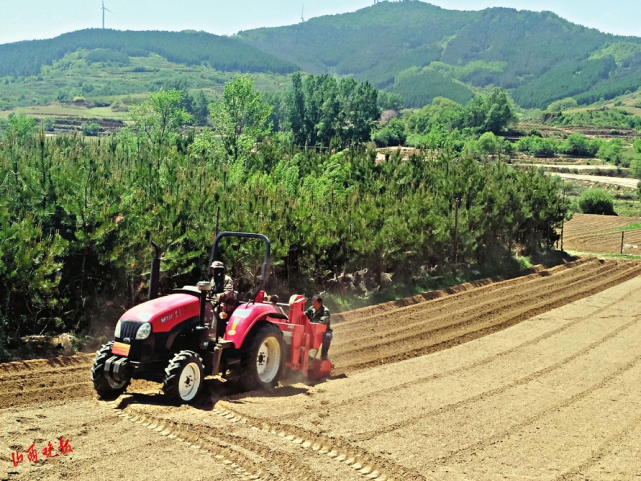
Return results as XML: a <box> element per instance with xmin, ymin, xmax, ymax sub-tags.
<box><xmin>326</xmin><ymin>304</ymin><xmax>641</xmax><ymax>443</ymax></box>
<box><xmin>431</xmin><ymin>353</ymin><xmax>641</xmax><ymax>469</ymax></box>
<box><xmin>333</xmin><ymin>258</ymin><xmax>615</xmax><ymax>346</ymax></box>
<box><xmin>277</xmin><ymin>286</ymin><xmax>641</xmax><ymax>422</ymax></box>
<box><xmin>334</xmin><ymin>258</ymin><xmax>593</xmax><ymax>325</ymax></box>
<box><xmin>332</xmin><ymin>262</ymin><xmax>641</xmax><ymax>373</ymax></box>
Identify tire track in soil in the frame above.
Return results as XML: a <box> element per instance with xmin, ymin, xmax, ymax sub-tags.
<box><xmin>108</xmin><ymin>397</ymin><xmax>410</xmax><ymax>481</ymax></box>
<box><xmin>100</xmin><ymin>401</ymin><xmax>256</xmax><ymax>480</ymax></box>
<box><xmin>554</xmin><ymin>415</ymin><xmax>641</xmax><ymax>481</ymax></box>
<box><xmin>282</xmin><ymin>286</ymin><xmax>641</xmax><ymax>421</ymax></box>
<box><xmin>210</xmin><ymin>402</ymin><xmax>425</xmax><ymax>481</ymax></box>
<box><xmin>434</xmin><ymin>352</ymin><xmax>641</xmax><ymax>468</ymax></box>
<box><xmin>350</xmin><ymin>314</ymin><xmax>641</xmax><ymax>442</ymax></box>
<box><xmin>333</xmin><ymin>262</ymin><xmax>641</xmax><ymax>374</ymax></box>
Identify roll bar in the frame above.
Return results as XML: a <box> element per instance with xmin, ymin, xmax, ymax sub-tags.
<box><xmin>208</xmin><ymin>232</ymin><xmax>271</xmax><ymax>303</ymax></box>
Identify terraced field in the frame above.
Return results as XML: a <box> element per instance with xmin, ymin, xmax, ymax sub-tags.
<box><xmin>2</xmin><ymin>257</ymin><xmax>641</xmax><ymax>480</ymax></box>
<box><xmin>562</xmin><ymin>213</ymin><xmax>641</xmax><ymax>255</ymax></box>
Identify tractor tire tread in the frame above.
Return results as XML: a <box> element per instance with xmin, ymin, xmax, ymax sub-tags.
<box><xmin>91</xmin><ymin>342</ymin><xmax>130</xmax><ymax>399</ymax></box>
<box><xmin>162</xmin><ymin>350</ymin><xmax>204</xmax><ymax>404</ymax></box>
<box><xmin>238</xmin><ymin>323</ymin><xmax>285</xmax><ymax>392</ymax></box>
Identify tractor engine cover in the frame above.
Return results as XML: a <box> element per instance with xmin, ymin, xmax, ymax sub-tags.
<box><xmin>121</xmin><ymin>294</ymin><xmax>201</xmax><ymax>333</ymax></box>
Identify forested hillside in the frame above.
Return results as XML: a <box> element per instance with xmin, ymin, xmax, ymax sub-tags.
<box><xmin>0</xmin><ymin>29</ymin><xmax>297</xmax><ymax>77</ymax></box>
<box><xmin>239</xmin><ymin>1</ymin><xmax>641</xmax><ymax>109</ymax></box>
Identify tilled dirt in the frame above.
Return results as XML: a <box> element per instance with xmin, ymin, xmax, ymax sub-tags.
<box><xmin>562</xmin><ymin>213</ymin><xmax>641</xmax><ymax>255</ymax></box>
<box><xmin>2</xmin><ymin>258</ymin><xmax>641</xmax><ymax>480</ymax></box>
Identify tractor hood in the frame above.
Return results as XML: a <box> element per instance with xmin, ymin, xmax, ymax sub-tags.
<box><xmin>121</xmin><ymin>294</ymin><xmax>200</xmax><ymax>333</ymax></box>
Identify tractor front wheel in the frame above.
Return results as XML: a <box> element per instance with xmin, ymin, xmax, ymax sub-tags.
<box><xmin>162</xmin><ymin>350</ymin><xmax>204</xmax><ymax>403</ymax></box>
<box><xmin>91</xmin><ymin>342</ymin><xmax>130</xmax><ymax>399</ymax></box>
<box><xmin>239</xmin><ymin>323</ymin><xmax>285</xmax><ymax>391</ymax></box>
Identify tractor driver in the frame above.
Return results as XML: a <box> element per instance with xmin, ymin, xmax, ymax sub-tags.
<box><xmin>211</xmin><ymin>261</ymin><xmax>234</xmax><ymax>297</ymax></box>
<box><xmin>210</xmin><ymin>261</ymin><xmax>237</xmax><ymax>328</ymax></box>
<box><xmin>305</xmin><ymin>296</ymin><xmax>332</xmax><ymax>361</ymax></box>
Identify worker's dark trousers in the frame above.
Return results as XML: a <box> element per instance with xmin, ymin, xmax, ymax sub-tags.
<box><xmin>321</xmin><ymin>331</ymin><xmax>333</xmax><ymax>360</ymax></box>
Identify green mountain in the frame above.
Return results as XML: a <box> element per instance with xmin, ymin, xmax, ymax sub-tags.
<box><xmin>238</xmin><ymin>2</ymin><xmax>641</xmax><ymax>109</ymax></box>
<box><xmin>0</xmin><ymin>29</ymin><xmax>297</xmax><ymax>77</ymax></box>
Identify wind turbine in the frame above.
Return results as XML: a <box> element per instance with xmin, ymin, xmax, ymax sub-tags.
<box><xmin>300</xmin><ymin>5</ymin><xmax>305</xmax><ymax>23</ymax></box>
<box><xmin>99</xmin><ymin>0</ymin><xmax>113</xmax><ymax>29</ymax></box>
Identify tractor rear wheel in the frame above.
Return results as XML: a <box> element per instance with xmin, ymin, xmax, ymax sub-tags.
<box><xmin>239</xmin><ymin>323</ymin><xmax>285</xmax><ymax>391</ymax></box>
<box><xmin>162</xmin><ymin>350</ymin><xmax>204</xmax><ymax>403</ymax></box>
<box><xmin>91</xmin><ymin>342</ymin><xmax>130</xmax><ymax>399</ymax></box>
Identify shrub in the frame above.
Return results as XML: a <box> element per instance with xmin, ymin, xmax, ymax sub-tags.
<box><xmin>517</xmin><ymin>136</ymin><xmax>557</xmax><ymax>157</ymax></box>
<box><xmin>578</xmin><ymin>189</ymin><xmax>616</xmax><ymax>215</ymax></box>
<box><xmin>546</xmin><ymin>97</ymin><xmax>578</xmax><ymax>112</ymax></box>
<box><xmin>559</xmin><ymin>133</ymin><xmax>601</xmax><ymax>157</ymax></box>
<box><xmin>478</xmin><ymin>132</ymin><xmax>499</xmax><ymax>155</ymax></box>
<box><xmin>81</xmin><ymin>122</ymin><xmax>100</xmax><ymax>136</ymax></box>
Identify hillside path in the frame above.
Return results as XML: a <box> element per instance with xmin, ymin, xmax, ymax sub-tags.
<box><xmin>548</xmin><ymin>172</ymin><xmax>639</xmax><ymax>188</ymax></box>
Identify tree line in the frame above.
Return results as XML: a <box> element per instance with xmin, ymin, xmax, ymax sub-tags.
<box><xmin>0</xmin><ymin>76</ymin><xmax>569</xmax><ymax>355</ymax></box>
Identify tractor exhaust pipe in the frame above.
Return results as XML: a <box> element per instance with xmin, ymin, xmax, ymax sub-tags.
<box><xmin>148</xmin><ymin>241</ymin><xmax>161</xmax><ymax>300</ymax></box>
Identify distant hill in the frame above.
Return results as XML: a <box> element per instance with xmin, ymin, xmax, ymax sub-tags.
<box><xmin>0</xmin><ymin>29</ymin><xmax>298</xmax><ymax>77</ymax></box>
<box><xmin>238</xmin><ymin>2</ymin><xmax>641</xmax><ymax>109</ymax></box>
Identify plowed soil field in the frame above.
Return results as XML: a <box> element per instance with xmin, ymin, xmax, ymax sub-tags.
<box><xmin>2</xmin><ymin>257</ymin><xmax>641</xmax><ymax>480</ymax></box>
<box><xmin>562</xmin><ymin>213</ymin><xmax>641</xmax><ymax>255</ymax></box>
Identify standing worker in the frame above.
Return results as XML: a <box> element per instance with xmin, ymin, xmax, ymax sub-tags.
<box><xmin>305</xmin><ymin>296</ymin><xmax>332</xmax><ymax>360</ymax></box>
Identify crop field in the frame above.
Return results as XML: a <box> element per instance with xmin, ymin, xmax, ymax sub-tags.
<box><xmin>562</xmin><ymin>213</ymin><xmax>641</xmax><ymax>255</ymax></box>
<box><xmin>2</xmin><ymin>257</ymin><xmax>641</xmax><ymax>480</ymax></box>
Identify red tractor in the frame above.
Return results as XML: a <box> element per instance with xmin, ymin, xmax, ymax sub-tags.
<box><xmin>91</xmin><ymin>232</ymin><xmax>333</xmax><ymax>403</ymax></box>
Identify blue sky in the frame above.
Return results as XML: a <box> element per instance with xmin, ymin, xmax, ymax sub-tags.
<box><xmin>0</xmin><ymin>0</ymin><xmax>639</xmax><ymax>45</ymax></box>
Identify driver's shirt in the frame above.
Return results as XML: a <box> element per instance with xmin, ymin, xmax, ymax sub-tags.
<box><xmin>305</xmin><ymin>305</ymin><xmax>331</xmax><ymax>331</ymax></box>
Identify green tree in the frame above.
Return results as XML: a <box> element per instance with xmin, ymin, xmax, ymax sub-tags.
<box><xmin>478</xmin><ymin>132</ymin><xmax>499</xmax><ymax>156</ymax></box>
<box><xmin>407</xmin><ymin>97</ymin><xmax>464</xmax><ymax>134</ymax></box>
<box><xmin>130</xmin><ymin>89</ymin><xmax>192</xmax><ymax>152</ymax></box>
<box><xmin>463</xmin><ymin>88</ymin><xmax>516</xmax><ymax>134</ymax></box>
<box><xmin>560</xmin><ymin>133</ymin><xmax>600</xmax><ymax>157</ymax></box>
<box><xmin>377</xmin><ymin>91</ymin><xmax>404</xmax><ymax>111</ymax></box>
<box><xmin>284</xmin><ymin>74</ymin><xmax>380</xmax><ymax>148</ymax></box>
<box><xmin>597</xmin><ymin>139</ymin><xmax>624</xmax><ymax>165</ymax></box>
<box><xmin>207</xmin><ymin>75</ymin><xmax>272</xmax><ymax>164</ymax></box>
<box><xmin>192</xmin><ymin>90</ymin><xmax>210</xmax><ymax>126</ymax></box>
<box><xmin>4</xmin><ymin>113</ymin><xmax>36</xmax><ymax>142</ymax></box>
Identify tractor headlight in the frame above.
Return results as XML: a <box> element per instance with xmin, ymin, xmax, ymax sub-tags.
<box><xmin>114</xmin><ymin>320</ymin><xmax>122</xmax><ymax>338</ymax></box>
<box><xmin>136</xmin><ymin>322</ymin><xmax>152</xmax><ymax>340</ymax></box>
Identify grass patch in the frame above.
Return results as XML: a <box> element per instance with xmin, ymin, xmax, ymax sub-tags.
<box><xmin>565</xmin><ymin>249</ymin><xmax>641</xmax><ymax>260</ymax></box>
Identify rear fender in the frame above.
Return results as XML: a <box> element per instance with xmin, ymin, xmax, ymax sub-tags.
<box><xmin>224</xmin><ymin>303</ymin><xmax>282</xmax><ymax>348</ymax></box>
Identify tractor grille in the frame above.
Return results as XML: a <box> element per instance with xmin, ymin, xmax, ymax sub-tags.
<box><xmin>119</xmin><ymin>321</ymin><xmax>141</xmax><ymax>340</ymax></box>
